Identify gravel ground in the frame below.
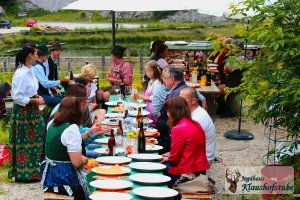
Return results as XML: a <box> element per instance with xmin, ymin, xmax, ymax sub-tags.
<box><xmin>0</xmin><ymin>116</ymin><xmax>272</xmax><ymax>200</ymax></box>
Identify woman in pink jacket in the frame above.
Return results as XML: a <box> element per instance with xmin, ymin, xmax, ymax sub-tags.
<box><xmin>162</xmin><ymin>96</ymin><xmax>210</xmax><ymax>182</ymax></box>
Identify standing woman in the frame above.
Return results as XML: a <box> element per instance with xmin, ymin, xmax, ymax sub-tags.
<box><xmin>8</xmin><ymin>44</ymin><xmax>45</xmax><ymax>182</ymax></box>
<box><xmin>139</xmin><ymin>61</ymin><xmax>162</xmax><ymax>125</ymax></box>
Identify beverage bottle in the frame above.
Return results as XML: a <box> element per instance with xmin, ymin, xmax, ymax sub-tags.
<box><xmin>185</xmin><ymin>63</ymin><xmax>190</xmax><ymax>81</ymax></box>
<box><xmin>108</xmin><ymin>129</ymin><xmax>116</xmax><ymax>156</ymax></box>
<box><xmin>206</xmin><ymin>72</ymin><xmax>211</xmax><ymax>86</ymax></box>
<box><xmin>120</xmin><ymin>78</ymin><xmax>125</xmax><ymax>99</ymax></box>
<box><xmin>137</xmin><ymin>122</ymin><xmax>146</xmax><ymax>153</ymax></box>
<box><xmin>70</xmin><ymin>71</ymin><xmax>74</xmax><ymax>81</ymax></box>
<box><xmin>136</xmin><ymin>107</ymin><xmax>143</xmax><ymax>128</ymax></box>
<box><xmin>118</xmin><ymin>120</ymin><xmax>124</xmax><ymax>136</ymax></box>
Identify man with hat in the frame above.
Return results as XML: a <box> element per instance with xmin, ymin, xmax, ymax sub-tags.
<box><xmin>33</xmin><ymin>45</ymin><xmax>62</xmax><ymax>107</ymax></box>
<box><xmin>44</xmin><ymin>41</ymin><xmax>62</xmax><ymax>82</ymax></box>
<box><xmin>100</xmin><ymin>45</ymin><xmax>133</xmax><ymax>102</ymax></box>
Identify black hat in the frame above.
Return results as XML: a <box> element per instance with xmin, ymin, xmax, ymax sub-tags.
<box><xmin>65</xmin><ymin>83</ymin><xmax>88</xmax><ymax>99</ymax></box>
<box><xmin>111</xmin><ymin>45</ymin><xmax>126</xmax><ymax>58</ymax></box>
<box><xmin>37</xmin><ymin>45</ymin><xmax>50</xmax><ymax>57</ymax></box>
<box><xmin>49</xmin><ymin>41</ymin><xmax>63</xmax><ymax>51</ymax></box>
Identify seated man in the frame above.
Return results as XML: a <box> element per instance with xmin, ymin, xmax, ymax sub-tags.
<box><xmin>97</xmin><ymin>45</ymin><xmax>133</xmax><ymax>107</ymax></box>
<box><xmin>33</xmin><ymin>45</ymin><xmax>62</xmax><ymax>107</ymax></box>
<box><xmin>180</xmin><ymin>87</ymin><xmax>216</xmax><ymax>165</ymax></box>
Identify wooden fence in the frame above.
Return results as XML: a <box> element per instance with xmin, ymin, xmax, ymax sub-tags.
<box><xmin>0</xmin><ymin>55</ymin><xmax>148</xmax><ymax>82</ymax></box>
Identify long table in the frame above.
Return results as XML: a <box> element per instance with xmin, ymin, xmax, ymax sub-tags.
<box><xmin>86</xmin><ymin>95</ymin><xmax>171</xmax><ymax>200</ymax></box>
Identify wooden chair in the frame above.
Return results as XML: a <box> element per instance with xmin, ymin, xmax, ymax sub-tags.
<box><xmin>182</xmin><ymin>193</ymin><xmax>213</xmax><ymax>200</ymax></box>
<box><xmin>43</xmin><ymin>192</ymin><xmax>74</xmax><ymax>200</ymax></box>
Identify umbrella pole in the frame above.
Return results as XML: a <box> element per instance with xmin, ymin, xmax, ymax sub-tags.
<box><xmin>224</xmin><ymin>19</ymin><xmax>253</xmax><ymax>141</ymax></box>
<box><xmin>112</xmin><ymin>11</ymin><xmax>116</xmax><ymax>47</ymax></box>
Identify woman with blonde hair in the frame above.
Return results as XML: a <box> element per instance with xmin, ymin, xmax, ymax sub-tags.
<box><xmin>80</xmin><ymin>64</ymin><xmax>106</xmax><ymax>125</ymax></box>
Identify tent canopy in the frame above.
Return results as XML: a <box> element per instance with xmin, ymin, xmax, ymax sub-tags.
<box><xmin>63</xmin><ymin>0</ymin><xmax>245</xmax><ymax>47</ymax></box>
<box><xmin>63</xmin><ymin>0</ymin><xmax>240</xmax><ymax>16</ymax></box>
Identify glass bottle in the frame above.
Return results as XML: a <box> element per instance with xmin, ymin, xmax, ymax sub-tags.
<box><xmin>108</xmin><ymin>129</ymin><xmax>116</xmax><ymax>156</ymax></box>
<box><xmin>138</xmin><ymin>122</ymin><xmax>146</xmax><ymax>153</ymax></box>
<box><xmin>137</xmin><ymin>107</ymin><xmax>143</xmax><ymax>128</ymax></box>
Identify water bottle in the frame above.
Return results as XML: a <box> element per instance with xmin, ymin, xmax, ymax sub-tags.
<box><xmin>124</xmin><ymin>114</ymin><xmax>133</xmax><ymax>132</ymax></box>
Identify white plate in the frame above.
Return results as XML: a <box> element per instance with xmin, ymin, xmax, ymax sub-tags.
<box><xmin>102</xmin><ymin>118</ymin><xmax>119</xmax><ymax>125</ymax></box>
<box><xmin>90</xmin><ymin>179</ymin><xmax>133</xmax><ymax>190</ymax></box>
<box><xmin>129</xmin><ymin>174</ymin><xmax>171</xmax><ymax>185</ymax></box>
<box><xmin>96</xmin><ymin>156</ymin><xmax>132</xmax><ymax>165</ymax></box>
<box><xmin>127</xmin><ymin>154</ymin><xmax>162</xmax><ymax>161</ymax></box>
<box><xmin>128</xmin><ymin>110</ymin><xmax>150</xmax><ymax>117</ymax></box>
<box><xmin>91</xmin><ymin>166</ymin><xmax>131</xmax><ymax>176</ymax></box>
<box><xmin>94</xmin><ymin>138</ymin><xmax>109</xmax><ymax>145</ymax></box>
<box><xmin>105</xmin><ymin>101</ymin><xmax>123</xmax><ymax>106</ymax></box>
<box><xmin>129</xmin><ymin>162</ymin><xmax>166</xmax><ymax>172</ymax></box>
<box><xmin>126</xmin><ymin>102</ymin><xmax>147</xmax><ymax>108</ymax></box>
<box><xmin>94</xmin><ymin>147</ymin><xmax>125</xmax><ymax>155</ymax></box>
<box><xmin>133</xmin><ymin>187</ymin><xmax>178</xmax><ymax>199</ymax></box>
<box><xmin>146</xmin><ymin>144</ymin><xmax>163</xmax><ymax>152</ymax></box>
<box><xmin>89</xmin><ymin>192</ymin><xmax>132</xmax><ymax>200</ymax></box>
<box><xmin>104</xmin><ymin>113</ymin><xmax>120</xmax><ymax>118</ymax></box>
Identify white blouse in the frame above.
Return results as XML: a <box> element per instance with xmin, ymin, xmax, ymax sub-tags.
<box><xmin>11</xmin><ymin>65</ymin><xmax>39</xmax><ymax>106</ymax></box>
<box><xmin>61</xmin><ymin>124</ymin><xmax>82</xmax><ymax>153</ymax></box>
<box><xmin>47</xmin><ymin>120</ymin><xmax>82</xmax><ymax>153</ymax></box>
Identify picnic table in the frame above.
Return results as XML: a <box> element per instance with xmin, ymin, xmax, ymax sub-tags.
<box><xmin>86</xmin><ymin>95</ymin><xmax>174</xmax><ymax>200</ymax></box>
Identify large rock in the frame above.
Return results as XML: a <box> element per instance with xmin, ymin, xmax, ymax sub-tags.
<box><xmin>99</xmin><ymin>11</ymin><xmax>153</xmax><ymax>19</ymax></box>
<box><xmin>161</xmin><ymin>10</ymin><xmax>232</xmax><ymax>23</ymax></box>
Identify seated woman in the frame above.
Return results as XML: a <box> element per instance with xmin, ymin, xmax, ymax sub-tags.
<box><xmin>162</xmin><ymin>96</ymin><xmax>210</xmax><ymax>183</ymax></box>
<box><xmin>41</xmin><ymin>96</ymin><xmax>90</xmax><ymax>200</ymax></box>
<box><xmin>80</xmin><ymin>64</ymin><xmax>106</xmax><ymax>124</ymax></box>
<box><xmin>47</xmin><ymin>83</ymin><xmax>110</xmax><ymax>158</ymax></box>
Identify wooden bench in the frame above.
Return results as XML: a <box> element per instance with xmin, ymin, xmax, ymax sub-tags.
<box><xmin>182</xmin><ymin>193</ymin><xmax>213</xmax><ymax>199</ymax></box>
<box><xmin>43</xmin><ymin>192</ymin><xmax>74</xmax><ymax>200</ymax></box>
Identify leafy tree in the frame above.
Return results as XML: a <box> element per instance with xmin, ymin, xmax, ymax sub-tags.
<box><xmin>227</xmin><ymin>0</ymin><xmax>300</xmax><ymax>136</ymax></box>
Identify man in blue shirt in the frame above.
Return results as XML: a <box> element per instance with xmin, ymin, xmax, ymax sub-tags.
<box><xmin>33</xmin><ymin>45</ymin><xmax>62</xmax><ymax>107</ymax></box>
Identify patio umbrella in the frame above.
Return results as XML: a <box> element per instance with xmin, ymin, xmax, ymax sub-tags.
<box><xmin>62</xmin><ymin>0</ymin><xmax>243</xmax><ymax>47</ymax></box>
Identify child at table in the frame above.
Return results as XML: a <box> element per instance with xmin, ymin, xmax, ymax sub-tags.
<box><xmin>140</xmin><ymin>61</ymin><xmax>162</xmax><ymax>125</ymax></box>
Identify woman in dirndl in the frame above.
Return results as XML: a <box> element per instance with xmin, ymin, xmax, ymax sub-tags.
<box><xmin>8</xmin><ymin>43</ymin><xmax>46</xmax><ymax>182</ymax></box>
<box><xmin>41</xmin><ymin>96</ymin><xmax>90</xmax><ymax>200</ymax></box>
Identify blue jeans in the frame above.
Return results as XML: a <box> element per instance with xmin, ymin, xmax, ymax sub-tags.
<box><xmin>42</xmin><ymin>94</ymin><xmax>63</xmax><ymax>107</ymax></box>
<box><xmin>85</xmin><ymin>143</ymin><xmax>101</xmax><ymax>158</ymax></box>
<box><xmin>163</xmin><ymin>162</ymin><xmax>181</xmax><ymax>183</ymax></box>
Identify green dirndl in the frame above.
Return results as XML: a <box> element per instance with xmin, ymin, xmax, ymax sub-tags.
<box><xmin>8</xmin><ymin>103</ymin><xmax>45</xmax><ymax>181</ymax></box>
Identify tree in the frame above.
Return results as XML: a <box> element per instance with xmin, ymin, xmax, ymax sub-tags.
<box><xmin>228</xmin><ymin>0</ymin><xmax>300</xmax><ymax>136</ymax></box>
<box><xmin>0</xmin><ymin>0</ymin><xmax>21</xmax><ymax>14</ymax></box>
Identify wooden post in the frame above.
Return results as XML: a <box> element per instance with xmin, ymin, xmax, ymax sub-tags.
<box><xmin>67</xmin><ymin>62</ymin><xmax>71</xmax><ymax>73</ymax></box>
<box><xmin>101</xmin><ymin>55</ymin><xmax>106</xmax><ymax>79</ymax></box>
<box><xmin>3</xmin><ymin>61</ymin><xmax>7</xmax><ymax>72</ymax></box>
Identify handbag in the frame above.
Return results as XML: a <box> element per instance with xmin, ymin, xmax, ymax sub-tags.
<box><xmin>173</xmin><ymin>173</ymin><xmax>216</xmax><ymax>194</ymax></box>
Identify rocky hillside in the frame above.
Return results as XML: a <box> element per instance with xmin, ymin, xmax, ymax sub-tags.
<box><xmin>24</xmin><ymin>0</ymin><xmax>77</xmax><ymax>11</ymax></box>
